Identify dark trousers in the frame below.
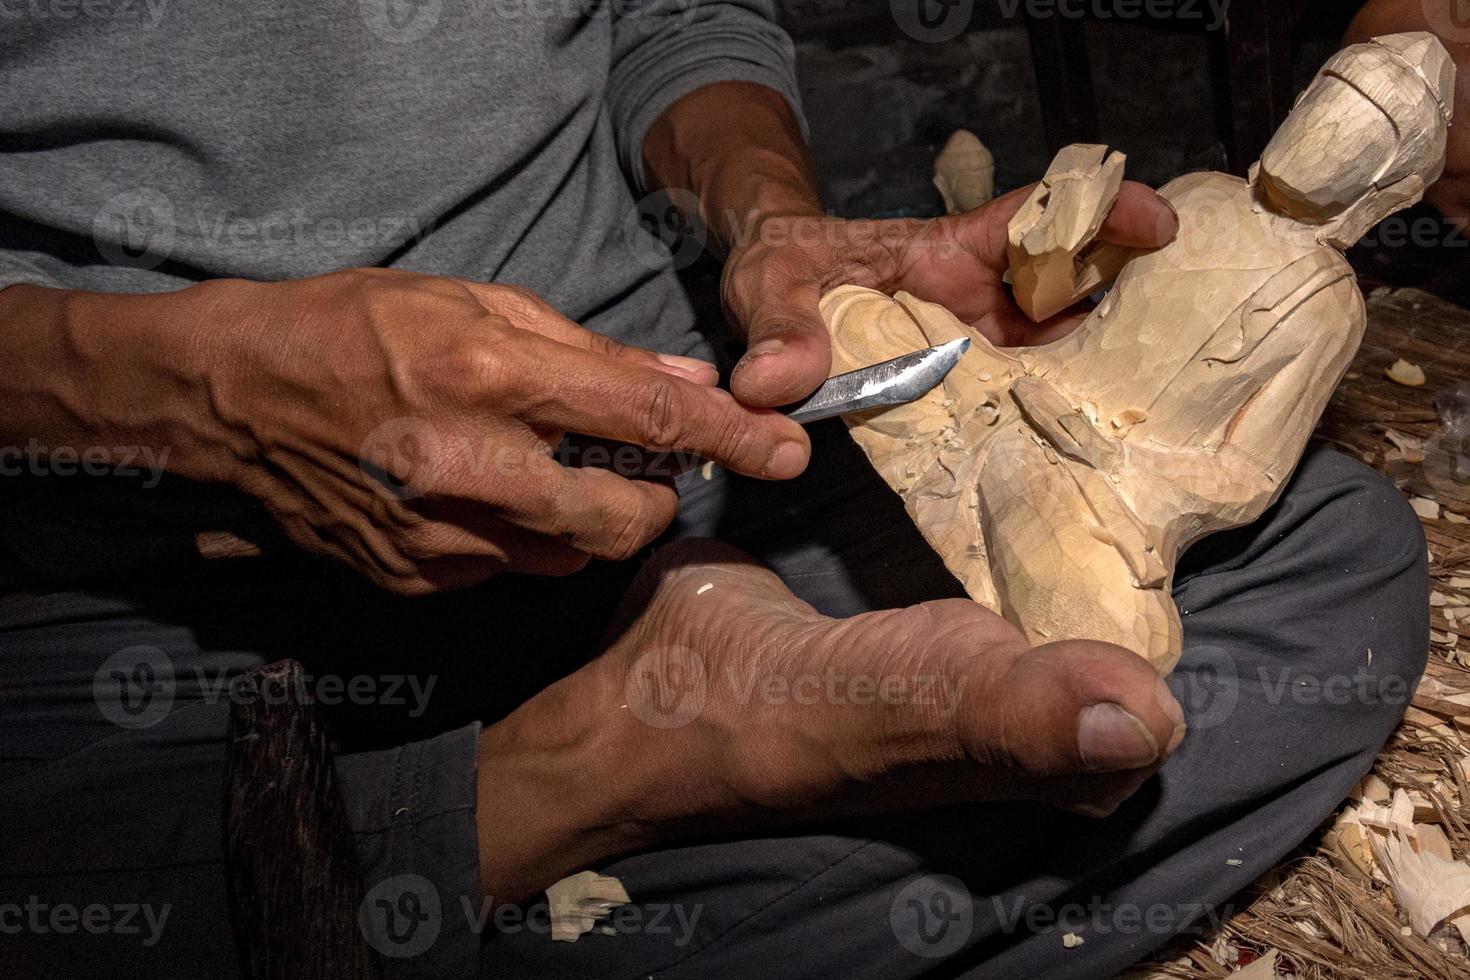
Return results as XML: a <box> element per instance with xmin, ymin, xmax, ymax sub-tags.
<box><xmin>0</xmin><ymin>425</ymin><xmax>1428</xmax><ymax>979</ymax></box>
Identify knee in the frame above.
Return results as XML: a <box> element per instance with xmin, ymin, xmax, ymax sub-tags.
<box><xmin>1296</xmin><ymin>448</ymin><xmax>1426</xmax><ymax>578</ymax></box>
<box><xmin>1307</xmin><ymin>450</ymin><xmax>1429</xmax><ymax>678</ymax></box>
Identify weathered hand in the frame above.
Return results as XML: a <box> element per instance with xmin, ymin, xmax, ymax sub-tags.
<box><xmin>184</xmin><ymin>269</ymin><xmax>810</xmax><ymax>594</ymax></box>
<box><xmin>721</xmin><ymin>184</ymin><xmax>1178</xmax><ymax>407</ymax></box>
<box><xmin>476</xmin><ymin>540</ymin><xmax>1187</xmax><ymax>900</ymax></box>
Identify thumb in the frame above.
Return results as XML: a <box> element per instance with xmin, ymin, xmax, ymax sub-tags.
<box><xmin>729</xmin><ymin>278</ymin><xmax>833</xmax><ymax>408</ymax></box>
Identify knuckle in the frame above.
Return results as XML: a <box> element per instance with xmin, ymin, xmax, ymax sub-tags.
<box><xmin>597</xmin><ymin>494</ymin><xmax>667</xmax><ymax>561</ymax></box>
<box><xmin>634</xmin><ymin>378</ymin><xmax>686</xmax><ymax>448</ymax></box>
<box><xmin>442</xmin><ymin>331</ymin><xmax>515</xmax><ymax>400</ymax></box>
<box><xmin>492</xmin><ymin>284</ymin><xmax>540</xmax><ymax>317</ymax></box>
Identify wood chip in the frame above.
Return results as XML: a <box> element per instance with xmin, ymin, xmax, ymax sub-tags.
<box><xmin>1229</xmin><ymin>950</ymin><xmax>1281</xmax><ymax>978</ymax></box>
<box><xmin>1369</xmin><ymin>831</ymin><xmax>1470</xmax><ymax>938</ymax></box>
<box><xmin>1062</xmin><ymin>932</ymin><xmax>1084</xmax><ymax>948</ymax></box>
<box><xmin>546</xmin><ymin>871</ymin><xmax>631</xmax><ymax>943</ymax></box>
<box><xmin>1412</xmin><ymin>496</ymin><xmax>1442</xmax><ymax>520</ymax></box>
<box><xmin>1386</xmin><ymin>358</ymin><xmax>1427</xmax><ymax>386</ymax></box>
<box><xmin>1383</xmin><ymin>427</ymin><xmax>1427</xmax><ymax>463</ymax></box>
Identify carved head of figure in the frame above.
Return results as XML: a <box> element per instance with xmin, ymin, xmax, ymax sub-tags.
<box><xmin>1253</xmin><ymin>31</ymin><xmax>1455</xmax><ymax>248</ymax></box>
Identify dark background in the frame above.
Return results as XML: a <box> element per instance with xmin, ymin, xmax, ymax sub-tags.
<box><xmin>765</xmin><ymin>0</ymin><xmax>1469</xmax><ymax>304</ymax></box>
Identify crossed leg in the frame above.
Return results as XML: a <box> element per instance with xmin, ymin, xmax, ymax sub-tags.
<box><xmin>488</xmin><ymin>430</ymin><xmax>1426</xmax><ymax>978</ymax></box>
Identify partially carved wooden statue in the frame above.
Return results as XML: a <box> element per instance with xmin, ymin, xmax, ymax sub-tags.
<box><xmin>821</xmin><ymin>33</ymin><xmax>1454</xmax><ymax>672</ymax></box>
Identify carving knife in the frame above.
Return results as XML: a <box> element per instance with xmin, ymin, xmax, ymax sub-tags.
<box><xmin>196</xmin><ymin>337</ymin><xmax>972</xmax><ymax>559</ymax></box>
<box><xmin>782</xmin><ymin>336</ymin><xmax>971</xmax><ymax>423</ymax></box>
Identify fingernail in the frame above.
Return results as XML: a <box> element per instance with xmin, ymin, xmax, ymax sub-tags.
<box><xmin>1160</xmin><ymin>200</ymin><xmax>1180</xmax><ymax>242</ymax></box>
<box><xmin>1155</xmin><ymin>676</ymin><xmax>1187</xmax><ymax>754</ymax></box>
<box><xmin>656</xmin><ymin>353</ymin><xmax>718</xmax><ymax>381</ymax></box>
<box><xmin>1077</xmin><ymin>703</ymin><xmax>1159</xmax><ymax>771</ymax></box>
<box><xmin>763</xmin><ymin>439</ymin><xmax>809</xmax><ymax>479</ymax></box>
<box><xmin>742</xmin><ymin>339</ymin><xmax>785</xmax><ymax>363</ymax></box>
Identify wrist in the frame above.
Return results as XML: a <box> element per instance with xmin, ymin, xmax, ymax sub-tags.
<box><xmin>35</xmin><ymin>279</ymin><xmax>256</xmax><ymax>485</ymax></box>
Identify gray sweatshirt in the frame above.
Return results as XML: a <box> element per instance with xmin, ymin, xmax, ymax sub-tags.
<box><xmin>0</xmin><ymin>0</ymin><xmax>803</xmax><ymax>578</ymax></box>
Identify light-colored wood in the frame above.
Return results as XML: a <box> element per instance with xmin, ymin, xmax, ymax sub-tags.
<box><xmin>1005</xmin><ymin>143</ymin><xmax>1129</xmax><ymax>322</ymax></box>
<box><xmin>545</xmin><ymin>870</ymin><xmax>629</xmax><ymax>942</ymax></box>
<box><xmin>932</xmin><ymin>129</ymin><xmax>995</xmax><ymax>214</ymax></box>
<box><xmin>821</xmin><ymin>33</ymin><xmax>1455</xmax><ymax>672</ymax></box>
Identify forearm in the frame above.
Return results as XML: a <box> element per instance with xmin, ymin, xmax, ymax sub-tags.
<box><xmin>641</xmin><ymin>81</ymin><xmax>822</xmax><ymax>254</ymax></box>
<box><xmin>0</xmin><ymin>281</ymin><xmax>235</xmax><ymax>483</ymax></box>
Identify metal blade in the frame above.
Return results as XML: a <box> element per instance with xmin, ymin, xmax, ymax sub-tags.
<box><xmin>783</xmin><ymin>337</ymin><xmax>971</xmax><ymax>424</ymax></box>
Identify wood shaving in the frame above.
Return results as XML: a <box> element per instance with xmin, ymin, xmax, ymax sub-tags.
<box><xmin>1411</xmin><ymin>496</ymin><xmax>1442</xmax><ymax>520</ymax></box>
<box><xmin>546</xmin><ymin>871</ymin><xmax>630</xmax><ymax>943</ymax></box>
<box><xmin>1385</xmin><ymin>358</ymin><xmax>1427</xmax><ymax>386</ymax></box>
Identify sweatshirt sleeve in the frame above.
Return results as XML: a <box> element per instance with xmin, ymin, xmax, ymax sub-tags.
<box><xmin>606</xmin><ymin>0</ymin><xmax>808</xmax><ymax>191</ymax></box>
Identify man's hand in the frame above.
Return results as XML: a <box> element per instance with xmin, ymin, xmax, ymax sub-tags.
<box><xmin>193</xmin><ymin>269</ymin><xmax>812</xmax><ymax>592</ymax></box>
<box><xmin>641</xmin><ymin>81</ymin><xmax>1178</xmax><ymax>409</ymax></box>
<box><xmin>722</xmin><ymin>189</ymin><xmax>1179</xmax><ymax>408</ymax></box>
<box><xmin>476</xmin><ymin>540</ymin><xmax>1187</xmax><ymax>901</ymax></box>
<box><xmin>5</xmin><ymin>269</ymin><xmax>811</xmax><ymax>594</ymax></box>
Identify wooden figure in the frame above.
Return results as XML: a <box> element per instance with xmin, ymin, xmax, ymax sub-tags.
<box><xmin>821</xmin><ymin>33</ymin><xmax>1454</xmax><ymax>672</ymax></box>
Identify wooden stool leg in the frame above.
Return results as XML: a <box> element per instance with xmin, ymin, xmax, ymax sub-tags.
<box><xmin>225</xmin><ymin>660</ymin><xmax>381</xmax><ymax>980</ymax></box>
